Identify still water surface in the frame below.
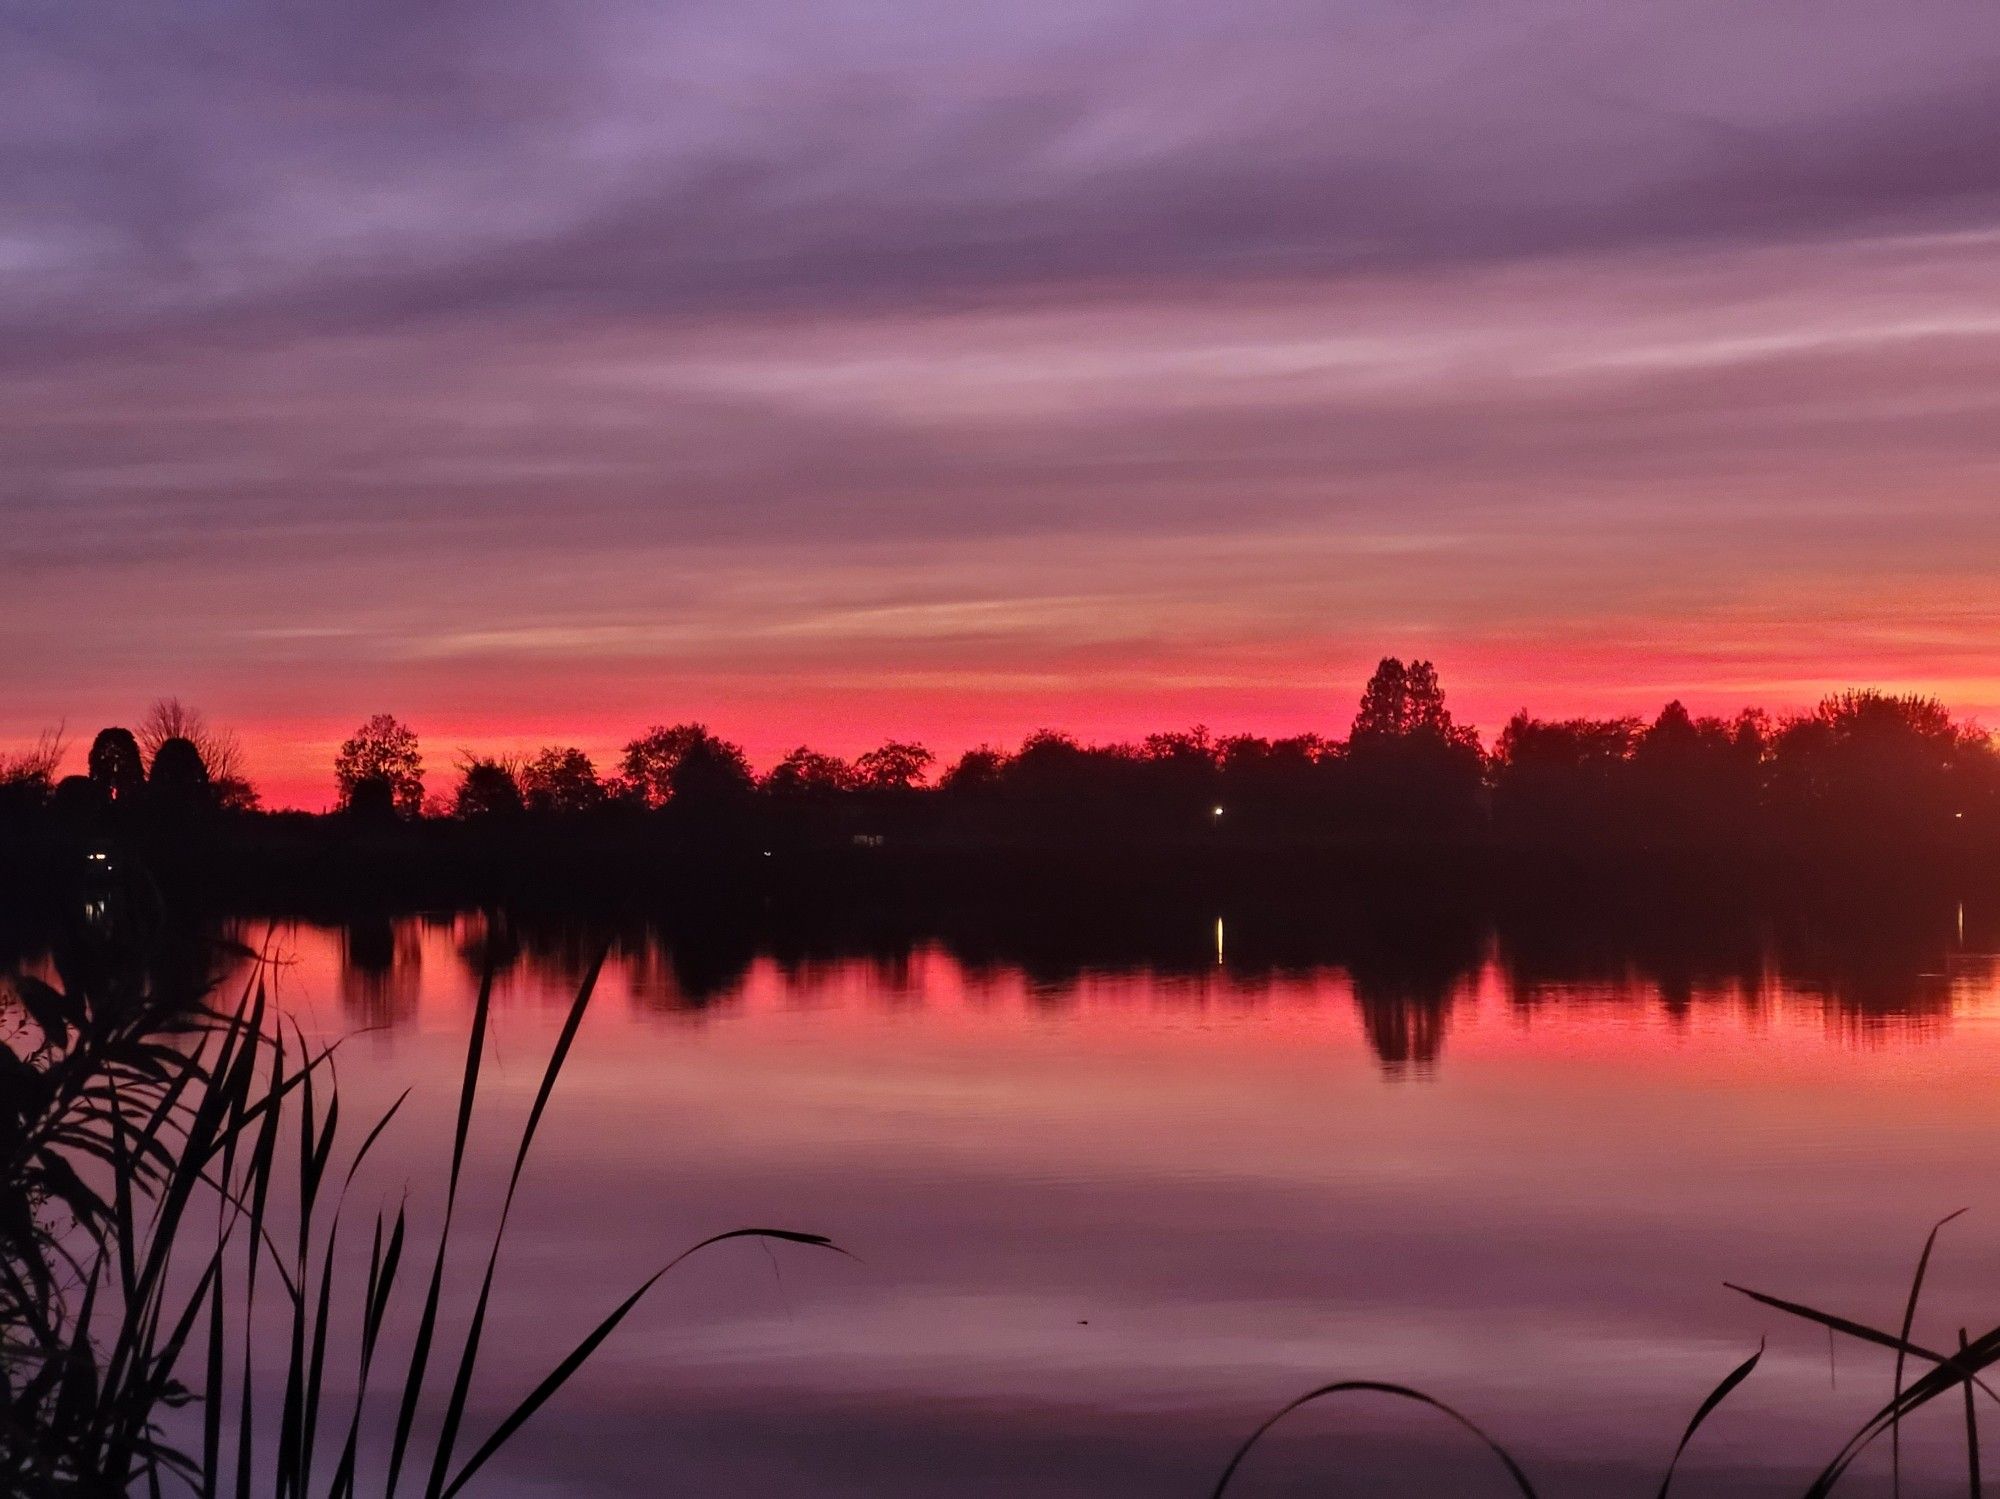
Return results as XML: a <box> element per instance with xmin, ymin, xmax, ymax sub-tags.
<box><xmin>220</xmin><ymin>906</ymin><xmax>2000</xmax><ymax>1496</ymax></box>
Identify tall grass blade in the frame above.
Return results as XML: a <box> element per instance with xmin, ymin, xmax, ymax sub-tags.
<box><xmin>1967</xmin><ymin>1330</ymin><xmax>1984</xmax><ymax>1499</ymax></box>
<box><xmin>438</xmin><ymin>1229</ymin><xmax>847</xmax><ymax>1499</ymax></box>
<box><xmin>201</xmin><ymin>1192</ymin><xmax>225</xmax><ymax>1499</ymax></box>
<box><xmin>384</xmin><ymin>961</ymin><xmax>494</xmax><ymax>1498</ymax></box>
<box><xmin>1654</xmin><ymin>1342</ymin><xmax>1760</xmax><ymax>1499</ymax></box>
<box><xmin>1206</xmin><ymin>1380</ymin><xmax>1539</xmax><ymax>1499</ymax></box>
<box><xmin>1724</xmin><ymin>1283</ymin><xmax>1999</xmax><ymax>1399</ymax></box>
<box><xmin>424</xmin><ymin>951</ymin><xmax>605</xmax><ymax>1498</ymax></box>
<box><xmin>1896</xmin><ymin>1209</ymin><xmax>1967</xmax><ymax>1499</ymax></box>
<box><xmin>341</xmin><ymin>1089</ymin><xmax>409</xmax><ymax>1194</ymax></box>
<box><xmin>296</xmin><ymin>1213</ymin><xmax>339</xmax><ymax>1495</ymax></box>
<box><xmin>329</xmin><ymin>1204</ymin><xmax>407</xmax><ymax>1499</ymax></box>
<box><xmin>1800</xmin><ymin>1326</ymin><xmax>2000</xmax><ymax>1498</ymax></box>
<box><xmin>236</xmin><ymin>1017</ymin><xmax>286</xmax><ymax>1499</ymax></box>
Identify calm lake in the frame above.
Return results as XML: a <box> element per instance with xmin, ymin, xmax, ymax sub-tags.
<box><xmin>165</xmin><ymin>900</ymin><xmax>2000</xmax><ymax>1495</ymax></box>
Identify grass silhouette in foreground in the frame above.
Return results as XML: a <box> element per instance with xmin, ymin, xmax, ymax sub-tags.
<box><xmin>0</xmin><ymin>910</ymin><xmax>842</xmax><ymax>1494</ymax></box>
<box><xmin>1212</xmin><ymin>1208</ymin><xmax>1990</xmax><ymax>1498</ymax></box>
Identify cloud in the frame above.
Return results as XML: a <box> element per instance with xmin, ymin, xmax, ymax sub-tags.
<box><xmin>4</xmin><ymin>2</ymin><xmax>2000</xmax><ymax>803</ymax></box>
<box><xmin>4</xmin><ymin>2</ymin><xmax>2000</xmax><ymax>347</ymax></box>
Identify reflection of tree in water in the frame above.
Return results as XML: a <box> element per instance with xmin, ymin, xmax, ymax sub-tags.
<box><xmin>1343</xmin><ymin>910</ymin><xmax>1484</xmax><ymax>1080</ymax></box>
<box><xmin>317</xmin><ymin>882</ymin><xmax>1989</xmax><ymax>1057</ymax></box>
<box><xmin>1352</xmin><ymin>985</ymin><xmax>1456</xmax><ymax>1078</ymax></box>
<box><xmin>1775</xmin><ymin>902</ymin><xmax>1959</xmax><ymax>1039</ymax></box>
<box><xmin>626</xmin><ymin>920</ymin><xmax>757</xmax><ymax>1012</ymax></box>
<box><xmin>1495</xmin><ymin>898</ymin><xmax>1769</xmax><ymax>1024</ymax></box>
<box><xmin>453</xmin><ymin>909</ymin><xmax>656</xmax><ymax>1001</ymax></box>
<box><xmin>454</xmin><ymin>909</ymin><xmax>522</xmax><ymax>982</ymax></box>
<box><xmin>340</xmin><ymin>917</ymin><xmax>421</xmax><ymax>1028</ymax></box>
<box><xmin>927</xmin><ymin>892</ymin><xmax>1494</xmax><ymax>1067</ymax></box>
<box><xmin>768</xmin><ymin>926</ymin><xmax>922</xmax><ymax>1006</ymax></box>
<box><xmin>862</xmin><ymin>949</ymin><xmax>919</xmax><ymax>1005</ymax></box>
<box><xmin>1488</xmin><ymin>886</ymin><xmax>1973</xmax><ymax>1042</ymax></box>
<box><xmin>940</xmin><ymin>900</ymin><xmax>1240</xmax><ymax>998</ymax></box>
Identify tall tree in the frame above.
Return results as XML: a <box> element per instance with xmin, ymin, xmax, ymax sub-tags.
<box><xmin>1342</xmin><ymin>658</ymin><xmax>1485</xmax><ymax>837</ymax></box>
<box><xmin>763</xmin><ymin>747</ymin><xmax>856</xmax><ymax>796</ymax></box>
<box><xmin>138</xmin><ymin>699</ymin><xmax>245</xmax><ymax>784</ymax></box>
<box><xmin>854</xmin><ymin>741</ymin><xmax>935</xmax><ymax>791</ymax></box>
<box><xmin>519</xmin><ymin>747</ymin><xmax>605</xmax><ymax>813</ymax></box>
<box><xmin>666</xmin><ymin>733</ymin><xmax>754</xmax><ymax>805</ymax></box>
<box><xmin>335</xmin><ymin>714</ymin><xmax>424</xmax><ymax>817</ymax></box>
<box><xmin>139</xmin><ymin>699</ymin><xmax>257</xmax><ymax>809</ymax></box>
<box><xmin>87</xmin><ymin>728</ymin><xmax>146</xmax><ymax>803</ymax></box>
<box><xmin>1771</xmin><ymin>690</ymin><xmax>1996</xmax><ymax>838</ymax></box>
<box><xmin>619</xmin><ymin>723</ymin><xmax>750</xmax><ymax>807</ymax></box>
<box><xmin>454</xmin><ymin>756</ymin><xmax>524</xmax><ymax>819</ymax></box>
<box><xmin>1490</xmin><ymin>713</ymin><xmax>1643</xmax><ymax>838</ymax></box>
<box><xmin>1350</xmin><ymin>658</ymin><xmax>1476</xmax><ymax>747</ymax></box>
<box><xmin>148</xmin><ymin>736</ymin><xmax>213</xmax><ymax>809</ymax></box>
<box><xmin>0</xmin><ymin>729</ymin><xmax>66</xmax><ymax>795</ymax></box>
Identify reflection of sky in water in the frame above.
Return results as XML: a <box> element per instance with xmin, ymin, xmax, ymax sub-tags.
<box><xmin>159</xmin><ymin>912</ymin><xmax>2000</xmax><ymax>1495</ymax></box>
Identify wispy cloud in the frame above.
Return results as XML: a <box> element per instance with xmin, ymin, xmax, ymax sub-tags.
<box><xmin>4</xmin><ymin>2</ymin><xmax>2000</xmax><ymax>804</ymax></box>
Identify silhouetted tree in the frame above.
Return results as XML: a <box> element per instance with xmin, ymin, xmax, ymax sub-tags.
<box><xmin>1770</xmin><ymin>690</ymin><xmax>1997</xmax><ymax>841</ymax></box>
<box><xmin>139</xmin><ymin>698</ymin><xmax>251</xmax><ymax>805</ymax></box>
<box><xmin>17</xmin><ymin>664</ymin><xmax>2000</xmax><ymax>872</ymax></box>
<box><xmin>454</xmin><ymin>756</ymin><xmax>524</xmax><ymax>819</ymax></box>
<box><xmin>50</xmin><ymin>774</ymin><xmax>109</xmax><ymax>830</ymax></box>
<box><xmin>1343</xmin><ymin>658</ymin><xmax>1485</xmax><ymax>837</ymax></box>
<box><xmin>335</xmin><ymin>714</ymin><xmax>424</xmax><ymax>817</ymax></box>
<box><xmin>86</xmin><ymin>728</ymin><xmax>146</xmax><ymax>804</ymax></box>
<box><xmin>940</xmin><ymin>746</ymin><xmax>1008</xmax><ymax>794</ymax></box>
<box><xmin>854</xmin><ymin>741</ymin><xmax>934</xmax><ymax>791</ymax></box>
<box><xmin>1220</xmin><ymin>732</ymin><xmax>1329</xmax><ymax>773</ymax></box>
<box><xmin>1351</xmin><ymin>659</ymin><xmax>1476</xmax><ymax>747</ymax></box>
<box><xmin>0</xmin><ymin>729</ymin><xmax>65</xmax><ymax>796</ymax></box>
<box><xmin>345</xmin><ymin>776</ymin><xmax>397</xmax><ymax>822</ymax></box>
<box><xmin>1131</xmin><ymin>726</ymin><xmax>1226</xmax><ymax>831</ymax></box>
<box><xmin>147</xmin><ymin>737</ymin><xmax>212</xmax><ymax>808</ymax></box>
<box><xmin>1004</xmin><ymin>730</ymin><xmax>1094</xmax><ymax>806</ymax></box>
<box><xmin>1626</xmin><ymin>701</ymin><xmax>1766</xmax><ymax>841</ymax></box>
<box><xmin>1215</xmin><ymin>733</ymin><xmax>1333</xmax><ymax>836</ymax></box>
<box><xmin>1009</xmin><ymin>729</ymin><xmax>1088</xmax><ymax>786</ymax></box>
<box><xmin>763</xmin><ymin>746</ymin><xmax>855</xmax><ymax>796</ymax></box>
<box><xmin>212</xmin><ymin>777</ymin><xmax>260</xmax><ymax>812</ymax></box>
<box><xmin>1490</xmin><ymin>713</ymin><xmax>1642</xmax><ymax>839</ymax></box>
<box><xmin>1141</xmin><ymin>726</ymin><xmax>1219</xmax><ymax>766</ymax></box>
<box><xmin>619</xmin><ymin>723</ymin><xmax>750</xmax><ymax>808</ymax></box>
<box><xmin>519</xmin><ymin>746</ymin><xmax>605</xmax><ymax>813</ymax></box>
<box><xmin>666</xmin><ymin>732</ymin><xmax>754</xmax><ymax>806</ymax></box>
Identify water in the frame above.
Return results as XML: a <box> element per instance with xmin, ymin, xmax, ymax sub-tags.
<box><xmin>177</xmin><ymin>905</ymin><xmax>2000</xmax><ymax>1493</ymax></box>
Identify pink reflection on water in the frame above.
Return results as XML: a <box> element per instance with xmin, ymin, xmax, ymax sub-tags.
<box><xmin>213</xmin><ymin>912</ymin><xmax>2000</xmax><ymax>1497</ymax></box>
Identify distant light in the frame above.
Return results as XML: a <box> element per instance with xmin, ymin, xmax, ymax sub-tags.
<box><xmin>1211</xmin><ymin>806</ymin><xmax>1224</xmax><ymax>817</ymax></box>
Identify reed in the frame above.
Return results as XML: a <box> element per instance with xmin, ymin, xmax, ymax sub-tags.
<box><xmin>1213</xmin><ymin>1211</ymin><xmax>1999</xmax><ymax>1497</ymax></box>
<box><xmin>0</xmin><ymin>920</ymin><xmax>840</xmax><ymax>1495</ymax></box>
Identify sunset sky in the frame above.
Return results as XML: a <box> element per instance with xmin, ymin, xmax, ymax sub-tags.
<box><xmin>6</xmin><ymin>3</ymin><xmax>2000</xmax><ymax>807</ymax></box>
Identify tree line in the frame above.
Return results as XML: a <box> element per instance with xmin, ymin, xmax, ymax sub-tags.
<box><xmin>0</xmin><ymin>699</ymin><xmax>259</xmax><ymax>819</ymax></box>
<box><xmin>6</xmin><ymin>662</ymin><xmax>1998</xmax><ymax>848</ymax></box>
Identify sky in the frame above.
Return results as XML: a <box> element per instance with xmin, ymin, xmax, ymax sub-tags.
<box><xmin>5</xmin><ymin>2</ymin><xmax>2000</xmax><ymax>808</ymax></box>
